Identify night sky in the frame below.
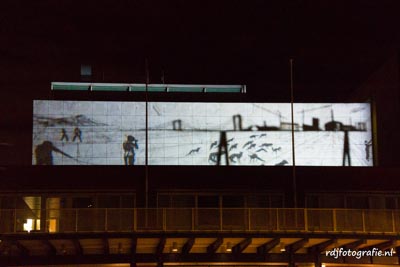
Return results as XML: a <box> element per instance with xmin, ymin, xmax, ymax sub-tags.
<box><xmin>1</xmin><ymin>0</ymin><xmax>399</xmax><ymax>100</ymax></box>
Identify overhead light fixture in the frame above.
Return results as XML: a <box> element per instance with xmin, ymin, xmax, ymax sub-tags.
<box><xmin>279</xmin><ymin>242</ymin><xmax>286</xmax><ymax>252</ymax></box>
<box><xmin>226</xmin><ymin>242</ymin><xmax>232</xmax><ymax>252</ymax></box>
<box><xmin>321</xmin><ymin>264</ymin><xmax>326</xmax><ymax>267</ymax></box>
<box><xmin>171</xmin><ymin>242</ymin><xmax>178</xmax><ymax>252</ymax></box>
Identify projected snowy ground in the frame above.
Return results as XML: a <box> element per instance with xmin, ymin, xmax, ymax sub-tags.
<box><xmin>33</xmin><ymin>101</ymin><xmax>146</xmax><ymax>165</ymax></box>
<box><xmin>33</xmin><ymin>101</ymin><xmax>373</xmax><ymax>166</ymax></box>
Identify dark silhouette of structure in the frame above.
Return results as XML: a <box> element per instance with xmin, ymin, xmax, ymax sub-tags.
<box><xmin>303</xmin><ymin>118</ymin><xmax>320</xmax><ymax>131</ymax></box>
<box><xmin>342</xmin><ymin>130</ymin><xmax>351</xmax><ymax>166</ymax></box>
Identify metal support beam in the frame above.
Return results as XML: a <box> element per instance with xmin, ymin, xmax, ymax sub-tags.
<box><xmin>257</xmin><ymin>238</ymin><xmax>280</xmax><ymax>254</ymax></box>
<box><xmin>42</xmin><ymin>240</ymin><xmax>56</xmax><ymax>256</ymax></box>
<box><xmin>73</xmin><ymin>239</ymin><xmax>83</xmax><ymax>255</ymax></box>
<box><xmin>131</xmin><ymin>237</ymin><xmax>137</xmax><ymax>255</ymax></box>
<box><xmin>232</xmin><ymin>238</ymin><xmax>252</xmax><ymax>254</ymax></box>
<box><xmin>286</xmin><ymin>238</ymin><xmax>308</xmax><ymax>253</ymax></box>
<box><xmin>181</xmin><ymin>238</ymin><xmax>195</xmax><ymax>254</ymax></box>
<box><xmin>343</xmin><ymin>239</ymin><xmax>366</xmax><ymax>250</ymax></box>
<box><xmin>361</xmin><ymin>240</ymin><xmax>395</xmax><ymax>251</ymax></box>
<box><xmin>308</xmin><ymin>239</ymin><xmax>337</xmax><ymax>253</ymax></box>
<box><xmin>102</xmin><ymin>238</ymin><xmax>109</xmax><ymax>255</ymax></box>
<box><xmin>13</xmin><ymin>241</ymin><xmax>29</xmax><ymax>256</ymax></box>
<box><xmin>207</xmin><ymin>238</ymin><xmax>223</xmax><ymax>254</ymax></box>
<box><xmin>130</xmin><ymin>237</ymin><xmax>137</xmax><ymax>267</ymax></box>
<box><xmin>156</xmin><ymin>237</ymin><xmax>166</xmax><ymax>255</ymax></box>
<box><xmin>314</xmin><ymin>253</ymin><xmax>322</xmax><ymax>267</ymax></box>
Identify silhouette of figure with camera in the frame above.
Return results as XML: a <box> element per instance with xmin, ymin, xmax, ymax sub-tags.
<box><xmin>123</xmin><ymin>135</ymin><xmax>139</xmax><ymax>165</ymax></box>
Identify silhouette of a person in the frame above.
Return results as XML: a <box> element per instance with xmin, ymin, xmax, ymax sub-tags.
<box><xmin>72</xmin><ymin>127</ymin><xmax>82</xmax><ymax>142</ymax></box>
<box><xmin>342</xmin><ymin>130</ymin><xmax>351</xmax><ymax>166</ymax></box>
<box><xmin>60</xmin><ymin>128</ymin><xmax>69</xmax><ymax>142</ymax></box>
<box><xmin>365</xmin><ymin>140</ymin><xmax>372</xmax><ymax>161</ymax></box>
<box><xmin>35</xmin><ymin>141</ymin><xmax>73</xmax><ymax>165</ymax></box>
<box><xmin>123</xmin><ymin>135</ymin><xmax>139</xmax><ymax>165</ymax></box>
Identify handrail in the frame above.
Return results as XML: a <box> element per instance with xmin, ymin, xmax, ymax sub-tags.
<box><xmin>0</xmin><ymin>208</ymin><xmax>398</xmax><ymax>234</ymax></box>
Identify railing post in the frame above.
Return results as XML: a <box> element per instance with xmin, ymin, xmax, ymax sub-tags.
<box><xmin>248</xmin><ymin>208</ymin><xmax>251</xmax><ymax>231</ymax></box>
<box><xmin>14</xmin><ymin>209</ymin><xmax>17</xmax><ymax>233</ymax></box>
<box><xmin>333</xmin><ymin>209</ymin><xmax>337</xmax><ymax>231</ymax></box>
<box><xmin>191</xmin><ymin>208</ymin><xmax>195</xmax><ymax>231</ymax></box>
<box><xmin>133</xmin><ymin>208</ymin><xmax>137</xmax><ymax>231</ymax></box>
<box><xmin>75</xmin><ymin>209</ymin><xmax>78</xmax><ymax>232</ymax></box>
<box><xmin>105</xmin><ymin>209</ymin><xmax>108</xmax><ymax>232</ymax></box>
<box><xmin>219</xmin><ymin>208</ymin><xmax>223</xmax><ymax>231</ymax></box>
<box><xmin>276</xmin><ymin>208</ymin><xmax>279</xmax><ymax>231</ymax></box>
<box><xmin>304</xmin><ymin>209</ymin><xmax>308</xmax><ymax>231</ymax></box>
<box><xmin>362</xmin><ymin>210</ymin><xmax>366</xmax><ymax>232</ymax></box>
<box><xmin>392</xmin><ymin>210</ymin><xmax>396</xmax><ymax>233</ymax></box>
<box><xmin>163</xmin><ymin>208</ymin><xmax>166</xmax><ymax>231</ymax></box>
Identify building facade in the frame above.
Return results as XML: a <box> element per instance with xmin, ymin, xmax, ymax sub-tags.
<box><xmin>1</xmin><ymin>55</ymin><xmax>400</xmax><ymax>267</ymax></box>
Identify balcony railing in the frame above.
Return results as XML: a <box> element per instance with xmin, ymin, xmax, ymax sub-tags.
<box><xmin>1</xmin><ymin>208</ymin><xmax>399</xmax><ymax>234</ymax></box>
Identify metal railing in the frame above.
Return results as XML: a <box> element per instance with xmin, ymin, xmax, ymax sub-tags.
<box><xmin>0</xmin><ymin>208</ymin><xmax>399</xmax><ymax>234</ymax></box>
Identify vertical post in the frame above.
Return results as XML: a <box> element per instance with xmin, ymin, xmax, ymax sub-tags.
<box><xmin>219</xmin><ymin>197</ymin><xmax>223</xmax><ymax>231</ymax></box>
<box><xmin>276</xmin><ymin>208</ymin><xmax>280</xmax><ymax>231</ymax></box>
<box><xmin>304</xmin><ymin>208</ymin><xmax>308</xmax><ymax>231</ymax></box>
<box><xmin>362</xmin><ymin>210</ymin><xmax>366</xmax><ymax>232</ymax></box>
<box><xmin>392</xmin><ymin>210</ymin><xmax>395</xmax><ymax>233</ymax></box>
<box><xmin>14</xmin><ymin>209</ymin><xmax>17</xmax><ymax>233</ymax></box>
<box><xmin>290</xmin><ymin>59</ymin><xmax>297</xmax><ymax>208</ymax></box>
<box><xmin>40</xmin><ymin>196</ymin><xmax>46</xmax><ymax>232</ymax></box>
<box><xmin>145</xmin><ymin>59</ymin><xmax>149</xmax><ymax>210</ymax></box>
<box><xmin>192</xmin><ymin>208</ymin><xmax>195</xmax><ymax>231</ymax></box>
<box><xmin>75</xmin><ymin>209</ymin><xmax>78</xmax><ymax>232</ymax></box>
<box><xmin>105</xmin><ymin>209</ymin><xmax>108</xmax><ymax>232</ymax></box>
<box><xmin>162</xmin><ymin>208</ymin><xmax>166</xmax><ymax>231</ymax></box>
<box><xmin>248</xmin><ymin>208</ymin><xmax>251</xmax><ymax>231</ymax></box>
<box><xmin>217</xmin><ymin>131</ymin><xmax>229</xmax><ymax>166</ymax></box>
<box><xmin>333</xmin><ymin>209</ymin><xmax>337</xmax><ymax>231</ymax></box>
<box><xmin>133</xmin><ymin>208</ymin><xmax>137</xmax><ymax>231</ymax></box>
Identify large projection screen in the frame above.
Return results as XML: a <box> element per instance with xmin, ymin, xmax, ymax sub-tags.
<box><xmin>33</xmin><ymin>100</ymin><xmax>373</xmax><ymax>166</ymax></box>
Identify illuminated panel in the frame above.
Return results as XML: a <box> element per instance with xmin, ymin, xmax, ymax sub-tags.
<box><xmin>293</xmin><ymin>103</ymin><xmax>373</xmax><ymax>166</ymax></box>
<box><xmin>148</xmin><ymin>102</ymin><xmax>292</xmax><ymax>166</ymax></box>
<box><xmin>32</xmin><ymin>101</ymin><xmax>373</xmax><ymax>166</ymax></box>
<box><xmin>33</xmin><ymin>100</ymin><xmax>146</xmax><ymax>165</ymax></box>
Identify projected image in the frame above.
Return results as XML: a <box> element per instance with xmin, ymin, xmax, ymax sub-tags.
<box><xmin>148</xmin><ymin>102</ymin><xmax>372</xmax><ymax>166</ymax></box>
<box><xmin>148</xmin><ymin>103</ymin><xmax>293</xmax><ymax>166</ymax></box>
<box><xmin>32</xmin><ymin>100</ymin><xmax>373</xmax><ymax>166</ymax></box>
<box><xmin>33</xmin><ymin>100</ymin><xmax>145</xmax><ymax>165</ymax></box>
<box><xmin>293</xmin><ymin>103</ymin><xmax>372</xmax><ymax>166</ymax></box>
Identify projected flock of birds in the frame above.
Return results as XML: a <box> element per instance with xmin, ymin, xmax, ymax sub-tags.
<box><xmin>185</xmin><ymin>133</ymin><xmax>287</xmax><ymax>166</ymax></box>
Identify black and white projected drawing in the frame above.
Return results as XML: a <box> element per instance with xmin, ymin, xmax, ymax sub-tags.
<box><xmin>33</xmin><ymin>100</ymin><xmax>146</xmax><ymax>165</ymax></box>
<box><xmin>147</xmin><ymin>102</ymin><xmax>292</xmax><ymax>166</ymax></box>
<box><xmin>32</xmin><ymin>100</ymin><xmax>373</xmax><ymax>166</ymax></box>
<box><xmin>293</xmin><ymin>103</ymin><xmax>372</xmax><ymax>166</ymax></box>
